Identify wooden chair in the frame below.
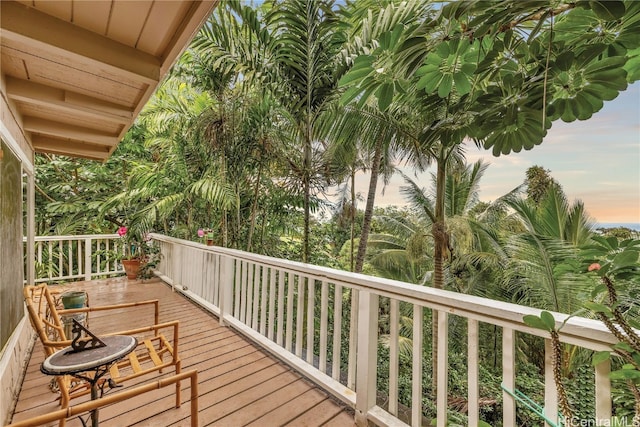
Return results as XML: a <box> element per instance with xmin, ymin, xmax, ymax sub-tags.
<box><xmin>7</xmin><ymin>369</ymin><xmax>199</xmax><ymax>427</ymax></box>
<box><xmin>23</xmin><ymin>284</ymin><xmax>182</xmax><ymax>426</ymax></box>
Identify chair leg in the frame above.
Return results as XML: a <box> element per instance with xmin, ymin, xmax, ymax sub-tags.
<box><xmin>175</xmin><ymin>360</ymin><xmax>182</xmax><ymax>408</ymax></box>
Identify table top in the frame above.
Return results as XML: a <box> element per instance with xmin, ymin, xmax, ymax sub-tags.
<box><xmin>41</xmin><ymin>335</ymin><xmax>137</xmax><ymax>376</ymax></box>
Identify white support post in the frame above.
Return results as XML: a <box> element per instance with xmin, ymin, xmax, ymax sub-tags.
<box><xmin>84</xmin><ymin>237</ymin><xmax>92</xmax><ymax>281</ymax></box>
<box><xmin>503</xmin><ymin>328</ymin><xmax>516</xmax><ymax>426</ymax></box>
<box><xmin>544</xmin><ymin>338</ymin><xmax>559</xmax><ymax>427</ymax></box>
<box><xmin>355</xmin><ymin>290</ymin><xmax>378</xmax><ymax>427</ymax></box>
<box><xmin>595</xmin><ymin>359</ymin><xmax>612</xmax><ymax>424</ymax></box>
<box><xmin>468</xmin><ymin>319</ymin><xmax>479</xmax><ymax>427</ymax></box>
<box><xmin>219</xmin><ymin>256</ymin><xmax>234</xmax><ymax>326</ymax></box>
<box><xmin>26</xmin><ymin>172</ymin><xmax>35</xmax><ymax>285</ymax></box>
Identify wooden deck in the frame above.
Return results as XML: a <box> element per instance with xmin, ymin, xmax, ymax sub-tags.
<box><xmin>9</xmin><ymin>277</ymin><xmax>356</xmax><ymax>427</ymax></box>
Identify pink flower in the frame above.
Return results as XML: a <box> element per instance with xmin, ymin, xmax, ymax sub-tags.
<box><xmin>117</xmin><ymin>226</ymin><xmax>128</xmax><ymax>237</ymax></box>
<box><xmin>588</xmin><ymin>263</ymin><xmax>601</xmax><ymax>272</ymax></box>
<box><xmin>197</xmin><ymin>229</ymin><xmax>205</xmax><ymax>237</ymax></box>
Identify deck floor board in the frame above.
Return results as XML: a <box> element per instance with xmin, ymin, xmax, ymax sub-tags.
<box><xmin>9</xmin><ymin>277</ymin><xmax>354</xmax><ymax>427</ymax></box>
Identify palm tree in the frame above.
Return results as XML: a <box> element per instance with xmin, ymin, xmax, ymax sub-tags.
<box><xmin>503</xmin><ymin>185</ymin><xmax>595</xmax><ymax>313</ymax></box>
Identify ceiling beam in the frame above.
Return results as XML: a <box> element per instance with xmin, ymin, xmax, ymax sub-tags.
<box><xmin>31</xmin><ymin>135</ymin><xmax>110</xmax><ymax>161</ymax></box>
<box><xmin>160</xmin><ymin>0</ymin><xmax>219</xmax><ymax>76</ymax></box>
<box><xmin>23</xmin><ymin>117</ymin><xmax>119</xmax><ymax>147</ymax></box>
<box><xmin>1</xmin><ymin>1</ymin><xmax>161</xmax><ymax>85</ymax></box>
<box><xmin>6</xmin><ymin>77</ymin><xmax>133</xmax><ymax>125</ymax></box>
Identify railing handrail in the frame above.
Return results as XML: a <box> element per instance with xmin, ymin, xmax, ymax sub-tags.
<box><xmin>24</xmin><ymin>234</ymin><xmax>119</xmax><ymax>242</ymax></box>
<box><xmin>149</xmin><ymin>233</ymin><xmax>616</xmax><ymax>351</ymax></box>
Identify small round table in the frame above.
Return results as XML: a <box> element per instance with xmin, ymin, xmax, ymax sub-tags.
<box><xmin>41</xmin><ymin>335</ymin><xmax>137</xmax><ymax>427</ymax></box>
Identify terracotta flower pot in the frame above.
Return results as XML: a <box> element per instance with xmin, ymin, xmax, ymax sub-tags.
<box><xmin>122</xmin><ymin>259</ymin><xmax>142</xmax><ymax>280</ymax></box>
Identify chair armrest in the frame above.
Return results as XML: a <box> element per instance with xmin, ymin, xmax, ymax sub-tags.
<box><xmin>5</xmin><ymin>369</ymin><xmax>199</xmax><ymax>427</ymax></box>
<box><xmin>43</xmin><ymin>321</ymin><xmax>179</xmax><ymax>351</ymax></box>
<box><xmin>59</xmin><ymin>299</ymin><xmax>160</xmax><ymax>326</ymax></box>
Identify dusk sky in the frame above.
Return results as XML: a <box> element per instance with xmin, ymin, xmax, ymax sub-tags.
<box><xmin>351</xmin><ymin>82</ymin><xmax>640</xmax><ymax>224</ymax></box>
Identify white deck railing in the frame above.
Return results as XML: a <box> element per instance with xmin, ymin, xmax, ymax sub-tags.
<box><xmin>24</xmin><ymin>234</ymin><xmax>124</xmax><ymax>283</ymax></box>
<box><xmin>150</xmin><ymin>233</ymin><xmax>618</xmax><ymax>427</ymax></box>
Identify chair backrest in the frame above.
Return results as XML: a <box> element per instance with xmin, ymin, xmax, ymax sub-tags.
<box><xmin>23</xmin><ymin>285</ymin><xmax>71</xmax><ymax>354</ymax></box>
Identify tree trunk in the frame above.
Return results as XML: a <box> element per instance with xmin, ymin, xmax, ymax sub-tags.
<box><xmin>302</xmin><ymin>130</ymin><xmax>312</xmax><ymax>263</ymax></box>
<box><xmin>431</xmin><ymin>149</ymin><xmax>448</xmax><ymax>397</ymax></box>
<box><xmin>246</xmin><ymin>149</ymin><xmax>264</xmax><ymax>252</ymax></box>
<box><xmin>350</xmin><ymin>168</ymin><xmax>356</xmax><ymax>272</ymax></box>
<box><xmin>354</xmin><ymin>137</ymin><xmax>383</xmax><ymax>273</ymax></box>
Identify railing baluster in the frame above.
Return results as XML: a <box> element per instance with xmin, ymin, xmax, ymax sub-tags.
<box><xmin>332</xmin><ymin>284</ymin><xmax>342</xmax><ymax>382</ymax></box>
<box><xmin>285</xmin><ymin>271</ymin><xmax>295</xmax><ymax>352</ymax></box>
<box><xmin>276</xmin><ymin>270</ymin><xmax>285</xmax><ymax>346</ymax></box>
<box><xmin>267</xmin><ymin>268</ymin><xmax>276</xmax><ymax>341</ymax></box>
<box><xmin>260</xmin><ymin>266</ymin><xmax>268</xmax><ymax>335</ymax></box>
<box><xmin>468</xmin><ymin>319</ymin><xmax>479</xmax><ymax>427</ymax></box>
<box><xmin>503</xmin><ymin>327</ymin><xmax>516</xmax><ymax>426</ymax></box>
<box><xmin>544</xmin><ymin>338</ymin><xmax>558</xmax><ymax>427</ymax></box>
<box><xmin>97</xmin><ymin>239</ymin><xmax>103</xmax><ymax>275</ymax></box>
<box><xmin>295</xmin><ymin>274</ymin><xmax>305</xmax><ymax>358</ymax></box>
<box><xmin>37</xmin><ymin>241</ymin><xmax>42</xmax><ymax>268</ymax></box>
<box><xmin>234</xmin><ymin>259</ymin><xmax>241</xmax><ymax>318</ymax></box>
<box><xmin>319</xmin><ymin>280</ymin><xmax>328</xmax><ymax>374</ymax></box>
<box><xmin>58</xmin><ymin>240</ymin><xmax>63</xmax><ymax>279</ymax></box>
<box><xmin>76</xmin><ymin>240</ymin><xmax>81</xmax><ymax>278</ymax></box>
<box><xmin>306</xmin><ymin>279</ymin><xmax>315</xmax><ymax>365</ymax></box>
<box><xmin>246</xmin><ymin>262</ymin><xmax>255</xmax><ymax>326</ymax></box>
<box><xmin>67</xmin><ymin>239</ymin><xmax>73</xmax><ymax>278</ymax></box>
<box><xmin>348</xmin><ymin>288</ymin><xmax>358</xmax><ymax>390</ymax></box>
<box><xmin>411</xmin><ymin>305</ymin><xmax>423</xmax><ymax>427</ymax></box>
<box><xmin>48</xmin><ymin>240</ymin><xmax>53</xmax><ymax>279</ymax></box>
<box><xmin>389</xmin><ymin>298</ymin><xmax>399</xmax><ymax>416</ymax></box>
<box><xmin>252</xmin><ymin>264</ymin><xmax>261</xmax><ymax>330</ymax></box>
<box><xmin>240</xmin><ymin>261</ymin><xmax>248</xmax><ymax>324</ymax></box>
<box><xmin>84</xmin><ymin>237</ymin><xmax>92</xmax><ymax>281</ymax></box>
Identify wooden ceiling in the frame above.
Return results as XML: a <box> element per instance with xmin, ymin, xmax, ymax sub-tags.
<box><xmin>1</xmin><ymin>0</ymin><xmax>217</xmax><ymax>161</ymax></box>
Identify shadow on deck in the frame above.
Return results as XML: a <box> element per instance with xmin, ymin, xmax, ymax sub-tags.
<box><xmin>9</xmin><ymin>277</ymin><xmax>355</xmax><ymax>427</ymax></box>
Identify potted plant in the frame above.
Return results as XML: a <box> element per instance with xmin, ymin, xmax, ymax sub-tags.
<box><xmin>197</xmin><ymin>228</ymin><xmax>215</xmax><ymax>246</ymax></box>
<box><xmin>115</xmin><ymin>226</ymin><xmax>159</xmax><ymax>280</ymax></box>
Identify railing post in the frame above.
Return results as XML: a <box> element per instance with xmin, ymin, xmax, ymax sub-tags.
<box><xmin>84</xmin><ymin>237</ymin><xmax>92</xmax><ymax>281</ymax></box>
<box><xmin>355</xmin><ymin>290</ymin><xmax>378</xmax><ymax>426</ymax></box>
<box><xmin>595</xmin><ymin>359</ymin><xmax>612</xmax><ymax>423</ymax></box>
<box><xmin>468</xmin><ymin>319</ymin><xmax>479</xmax><ymax>427</ymax></box>
<box><xmin>219</xmin><ymin>255</ymin><xmax>234</xmax><ymax>326</ymax></box>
